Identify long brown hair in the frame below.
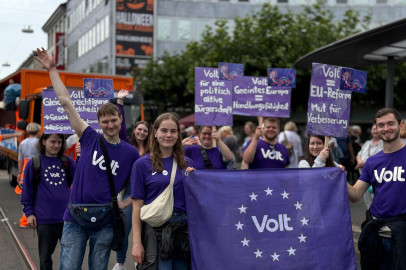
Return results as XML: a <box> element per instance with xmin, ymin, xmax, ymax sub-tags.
<box><xmin>149</xmin><ymin>113</ymin><xmax>186</xmax><ymax>172</ymax></box>
<box><xmin>130</xmin><ymin>121</ymin><xmax>150</xmax><ymax>156</ymax></box>
<box><xmin>304</xmin><ymin>135</ymin><xmax>335</xmax><ymax>167</ymax></box>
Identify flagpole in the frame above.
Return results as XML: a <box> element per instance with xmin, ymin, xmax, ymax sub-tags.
<box><xmin>324</xmin><ymin>136</ymin><xmax>330</xmax><ymax>149</ymax></box>
<box><xmin>212</xmin><ymin>126</ymin><xmax>217</xmax><ymax>147</ymax></box>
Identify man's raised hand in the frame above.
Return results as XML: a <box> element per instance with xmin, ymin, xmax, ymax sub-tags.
<box><xmin>34</xmin><ymin>47</ymin><xmax>55</xmax><ymax>71</ymax></box>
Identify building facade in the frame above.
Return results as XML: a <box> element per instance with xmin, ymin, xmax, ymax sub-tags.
<box><xmin>44</xmin><ymin>0</ymin><xmax>406</xmax><ymax>76</ymax></box>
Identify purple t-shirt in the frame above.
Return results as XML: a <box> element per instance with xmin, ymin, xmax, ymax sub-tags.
<box><xmin>63</xmin><ymin>126</ymin><xmax>140</xmax><ymax>222</ymax></box>
<box><xmin>131</xmin><ymin>154</ymin><xmax>194</xmax><ymax>213</ymax></box>
<box><xmin>244</xmin><ymin>139</ymin><xmax>290</xmax><ymax>169</ymax></box>
<box><xmin>184</xmin><ymin>145</ymin><xmax>226</xmax><ymax>170</ymax></box>
<box><xmin>21</xmin><ymin>155</ymin><xmax>76</xmax><ymax>224</ymax></box>
<box><xmin>359</xmin><ymin>146</ymin><xmax>406</xmax><ymax>218</ymax></box>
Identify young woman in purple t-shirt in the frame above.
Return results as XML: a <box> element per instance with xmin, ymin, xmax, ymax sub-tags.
<box><xmin>21</xmin><ymin>133</ymin><xmax>76</xmax><ymax>270</ymax></box>
<box><xmin>131</xmin><ymin>113</ymin><xmax>194</xmax><ymax>270</ymax></box>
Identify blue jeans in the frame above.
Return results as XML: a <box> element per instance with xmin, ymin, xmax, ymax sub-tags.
<box><xmin>116</xmin><ymin>189</ymin><xmax>133</xmax><ymax>264</ymax></box>
<box><xmin>59</xmin><ymin>221</ymin><xmax>113</xmax><ymax>270</ymax></box>
<box><xmin>157</xmin><ymin>212</ymin><xmax>188</xmax><ymax>270</ymax></box>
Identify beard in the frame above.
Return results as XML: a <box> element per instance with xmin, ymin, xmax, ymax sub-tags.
<box><xmin>264</xmin><ymin>132</ymin><xmax>277</xmax><ymax>142</ymax></box>
<box><xmin>379</xmin><ymin>128</ymin><xmax>400</xmax><ymax>143</ymax></box>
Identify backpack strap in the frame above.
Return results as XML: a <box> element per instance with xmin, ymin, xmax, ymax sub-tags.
<box><xmin>200</xmin><ymin>146</ymin><xmax>213</xmax><ymax>169</ymax></box>
<box><xmin>32</xmin><ymin>155</ymin><xmax>42</xmax><ymax>203</ymax></box>
<box><xmin>59</xmin><ymin>155</ymin><xmax>72</xmax><ymax>187</ymax></box>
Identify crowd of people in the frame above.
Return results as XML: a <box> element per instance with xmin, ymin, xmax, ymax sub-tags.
<box><xmin>5</xmin><ymin>47</ymin><xmax>403</xmax><ymax>270</ymax></box>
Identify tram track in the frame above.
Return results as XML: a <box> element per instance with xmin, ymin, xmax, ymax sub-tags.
<box><xmin>0</xmin><ymin>205</ymin><xmax>37</xmax><ymax>270</ymax></box>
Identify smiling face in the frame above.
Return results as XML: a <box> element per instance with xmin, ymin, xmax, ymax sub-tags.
<box><xmin>43</xmin><ymin>134</ymin><xmax>63</xmax><ymax>157</ymax></box>
<box><xmin>98</xmin><ymin>113</ymin><xmax>122</xmax><ymax>138</ymax></box>
<box><xmin>376</xmin><ymin>113</ymin><xmax>402</xmax><ymax>143</ymax></box>
<box><xmin>133</xmin><ymin>123</ymin><xmax>149</xmax><ymax>142</ymax></box>
<box><xmin>155</xmin><ymin>119</ymin><xmax>179</xmax><ymax>151</ymax></box>
<box><xmin>308</xmin><ymin>136</ymin><xmax>324</xmax><ymax>158</ymax></box>
<box><xmin>262</xmin><ymin>120</ymin><xmax>280</xmax><ymax>143</ymax></box>
<box><xmin>199</xmin><ymin>126</ymin><xmax>213</xmax><ymax>148</ymax></box>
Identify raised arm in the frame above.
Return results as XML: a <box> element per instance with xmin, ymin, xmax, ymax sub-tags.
<box><xmin>242</xmin><ymin>126</ymin><xmax>262</xmax><ymax>164</ymax></box>
<box><xmin>212</xmin><ymin>129</ymin><xmax>233</xmax><ymax>162</ymax></box>
<box><xmin>116</xmin><ymin>90</ymin><xmax>130</xmax><ymax>143</ymax></box>
<box><xmin>34</xmin><ymin>48</ymin><xmax>88</xmax><ymax>138</ymax></box>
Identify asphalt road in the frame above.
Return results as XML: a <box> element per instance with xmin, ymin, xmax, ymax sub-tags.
<box><xmin>0</xmin><ymin>169</ymin><xmax>364</xmax><ymax>269</ymax></box>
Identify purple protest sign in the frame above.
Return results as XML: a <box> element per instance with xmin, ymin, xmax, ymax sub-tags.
<box><xmin>43</xmin><ymin>89</ymin><xmax>109</xmax><ymax>134</ymax></box>
<box><xmin>232</xmin><ymin>76</ymin><xmax>291</xmax><ymax>118</ymax></box>
<box><xmin>218</xmin><ymin>62</ymin><xmax>244</xmax><ymax>81</ymax></box>
<box><xmin>195</xmin><ymin>67</ymin><xmax>233</xmax><ymax>126</ymax></box>
<box><xmin>83</xmin><ymin>78</ymin><xmax>114</xmax><ymax>99</ymax></box>
<box><xmin>267</xmin><ymin>68</ymin><xmax>296</xmax><ymax>87</ymax></box>
<box><xmin>307</xmin><ymin>63</ymin><xmax>352</xmax><ymax>138</ymax></box>
<box><xmin>340</xmin><ymin>68</ymin><xmax>367</xmax><ymax>93</ymax></box>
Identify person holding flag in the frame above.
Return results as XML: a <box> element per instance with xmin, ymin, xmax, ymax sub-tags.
<box><xmin>242</xmin><ymin>117</ymin><xmax>290</xmax><ymax>169</ymax></box>
<box><xmin>347</xmin><ymin>108</ymin><xmax>406</xmax><ymax>270</ymax></box>
<box><xmin>184</xmin><ymin>126</ymin><xmax>233</xmax><ymax>170</ymax></box>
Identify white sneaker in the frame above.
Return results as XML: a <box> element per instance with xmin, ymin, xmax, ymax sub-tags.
<box><xmin>112</xmin><ymin>263</ymin><xmax>126</xmax><ymax>270</ymax></box>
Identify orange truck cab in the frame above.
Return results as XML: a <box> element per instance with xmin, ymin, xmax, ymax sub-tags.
<box><xmin>0</xmin><ymin>69</ymin><xmax>143</xmax><ymax>186</ymax></box>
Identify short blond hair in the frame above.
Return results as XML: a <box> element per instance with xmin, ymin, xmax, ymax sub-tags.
<box><xmin>26</xmin><ymin>122</ymin><xmax>41</xmax><ymax>135</ymax></box>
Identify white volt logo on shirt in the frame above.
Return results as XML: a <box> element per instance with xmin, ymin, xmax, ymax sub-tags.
<box><xmin>92</xmin><ymin>151</ymin><xmax>119</xmax><ymax>175</ymax></box>
<box><xmin>374</xmin><ymin>166</ymin><xmax>405</xmax><ymax>183</ymax></box>
<box><xmin>260</xmin><ymin>149</ymin><xmax>284</xmax><ymax>161</ymax></box>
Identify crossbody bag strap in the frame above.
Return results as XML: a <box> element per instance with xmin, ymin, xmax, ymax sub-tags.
<box><xmin>169</xmin><ymin>158</ymin><xmax>177</xmax><ymax>186</ymax></box>
<box><xmin>99</xmin><ymin>135</ymin><xmax>120</xmax><ymax>218</ymax></box>
<box><xmin>200</xmin><ymin>146</ymin><xmax>213</xmax><ymax>169</ymax></box>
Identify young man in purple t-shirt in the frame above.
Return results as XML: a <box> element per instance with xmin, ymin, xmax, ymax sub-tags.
<box><xmin>347</xmin><ymin>108</ymin><xmax>406</xmax><ymax>269</ymax></box>
<box><xmin>243</xmin><ymin>117</ymin><xmax>290</xmax><ymax>169</ymax></box>
<box><xmin>35</xmin><ymin>48</ymin><xmax>140</xmax><ymax>270</ymax></box>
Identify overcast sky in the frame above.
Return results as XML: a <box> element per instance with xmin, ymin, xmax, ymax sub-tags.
<box><xmin>0</xmin><ymin>0</ymin><xmax>66</xmax><ymax>80</ymax></box>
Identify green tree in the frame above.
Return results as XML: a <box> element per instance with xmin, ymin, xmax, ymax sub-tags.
<box><xmin>139</xmin><ymin>4</ymin><xmax>372</xmax><ymax>112</ymax></box>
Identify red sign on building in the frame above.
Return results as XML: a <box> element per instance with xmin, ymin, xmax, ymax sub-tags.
<box><xmin>55</xmin><ymin>33</ymin><xmax>65</xmax><ymax>70</ymax></box>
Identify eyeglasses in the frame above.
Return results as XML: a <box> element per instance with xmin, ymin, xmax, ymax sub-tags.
<box><xmin>201</xmin><ymin>132</ymin><xmax>212</xmax><ymax>137</ymax></box>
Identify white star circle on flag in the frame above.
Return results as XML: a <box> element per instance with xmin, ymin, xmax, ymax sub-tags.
<box><xmin>236</xmin><ymin>186</ymin><xmax>310</xmax><ymax>262</ymax></box>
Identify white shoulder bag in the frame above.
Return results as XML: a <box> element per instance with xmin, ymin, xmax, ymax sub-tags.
<box><xmin>140</xmin><ymin>159</ymin><xmax>177</xmax><ymax>227</ymax></box>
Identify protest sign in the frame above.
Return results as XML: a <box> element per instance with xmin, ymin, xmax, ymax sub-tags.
<box><xmin>307</xmin><ymin>63</ymin><xmax>352</xmax><ymax>138</ymax></box>
<box><xmin>83</xmin><ymin>78</ymin><xmax>114</xmax><ymax>99</ymax></box>
<box><xmin>195</xmin><ymin>67</ymin><xmax>233</xmax><ymax>126</ymax></box>
<box><xmin>42</xmin><ymin>89</ymin><xmax>109</xmax><ymax>134</ymax></box>
<box><xmin>340</xmin><ymin>68</ymin><xmax>367</xmax><ymax>93</ymax></box>
<box><xmin>232</xmin><ymin>76</ymin><xmax>291</xmax><ymax>118</ymax></box>
<box><xmin>267</xmin><ymin>68</ymin><xmax>296</xmax><ymax>88</ymax></box>
<box><xmin>184</xmin><ymin>168</ymin><xmax>356</xmax><ymax>270</ymax></box>
<box><xmin>218</xmin><ymin>62</ymin><xmax>244</xmax><ymax>81</ymax></box>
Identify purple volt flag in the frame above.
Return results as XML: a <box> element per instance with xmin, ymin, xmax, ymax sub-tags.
<box><xmin>340</xmin><ymin>68</ymin><xmax>367</xmax><ymax>93</ymax></box>
<box><xmin>267</xmin><ymin>68</ymin><xmax>296</xmax><ymax>88</ymax></box>
<box><xmin>307</xmin><ymin>63</ymin><xmax>352</xmax><ymax>138</ymax></box>
<box><xmin>218</xmin><ymin>62</ymin><xmax>244</xmax><ymax>81</ymax></box>
<box><xmin>233</xmin><ymin>76</ymin><xmax>291</xmax><ymax>118</ymax></box>
<box><xmin>83</xmin><ymin>78</ymin><xmax>114</xmax><ymax>99</ymax></box>
<box><xmin>43</xmin><ymin>89</ymin><xmax>109</xmax><ymax>134</ymax></box>
<box><xmin>184</xmin><ymin>168</ymin><xmax>356</xmax><ymax>270</ymax></box>
<box><xmin>195</xmin><ymin>67</ymin><xmax>233</xmax><ymax>126</ymax></box>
